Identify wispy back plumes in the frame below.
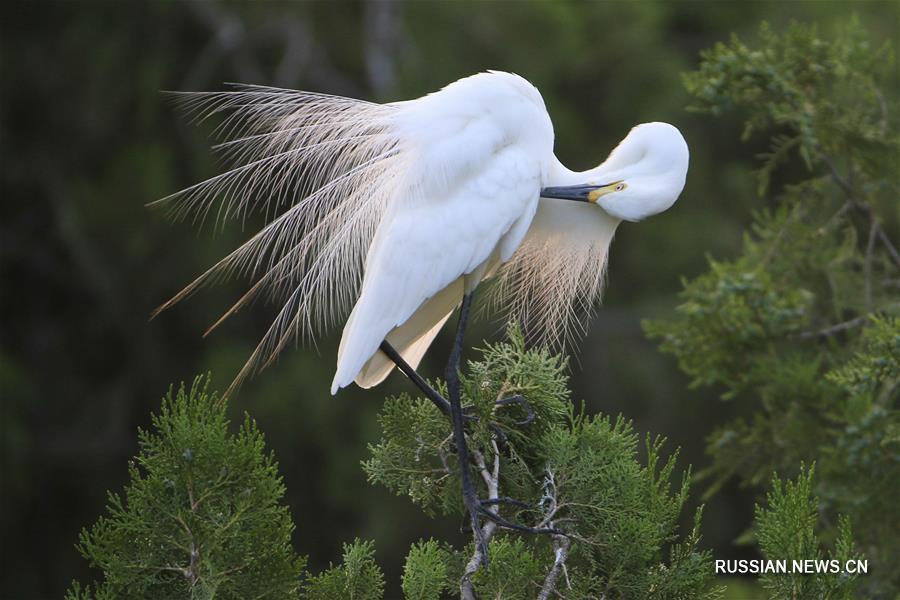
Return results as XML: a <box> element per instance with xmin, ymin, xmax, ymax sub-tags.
<box><xmin>488</xmin><ymin>231</ymin><xmax>611</xmax><ymax>350</ymax></box>
<box><xmin>152</xmin><ymin>85</ymin><xmax>405</xmax><ymax>395</ymax></box>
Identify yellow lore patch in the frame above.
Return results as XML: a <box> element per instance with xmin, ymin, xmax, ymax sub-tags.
<box><xmin>588</xmin><ymin>180</ymin><xmax>626</xmax><ymax>202</ymax></box>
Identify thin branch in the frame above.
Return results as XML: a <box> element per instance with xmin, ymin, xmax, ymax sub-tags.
<box><xmin>436</xmin><ymin>442</ymin><xmax>453</xmax><ymax>475</ymax></box>
<box><xmin>538</xmin><ymin>536</ymin><xmax>572</xmax><ymax>600</ymax></box>
<box><xmin>187</xmin><ymin>542</ymin><xmax>201</xmax><ymax>586</ymax></box>
<box><xmin>794</xmin><ymin>315</ymin><xmax>870</xmax><ymax>340</ymax></box>
<box><xmin>820</xmin><ymin>154</ymin><xmax>900</xmax><ymax>269</ymax></box>
<box><xmin>461</xmin><ymin>443</ymin><xmax>501</xmax><ymax>600</ymax></box>
<box><xmin>875</xmin><ymin>226</ymin><xmax>900</xmax><ymax>269</ymax></box>
<box><xmin>821</xmin><ymin>201</ymin><xmax>852</xmax><ymax>232</ymax></box>
<box><xmin>865</xmin><ymin>216</ymin><xmax>877</xmax><ymax>309</ymax></box>
<box><xmin>820</xmin><ymin>154</ymin><xmax>855</xmax><ymax>198</ymax></box>
<box><xmin>792</xmin><ymin>305</ymin><xmax>900</xmax><ymax>340</ymax></box>
<box><xmin>537</xmin><ymin>469</ymin><xmax>573</xmax><ymax>600</ymax></box>
<box><xmin>190</xmin><ymin>470</ymin><xmax>232</xmax><ymax>510</ymax></box>
<box><xmin>173</xmin><ymin>514</ymin><xmax>200</xmax><ymax>585</ymax></box>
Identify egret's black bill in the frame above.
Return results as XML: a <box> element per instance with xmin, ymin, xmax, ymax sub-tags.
<box><xmin>540</xmin><ymin>184</ymin><xmax>609</xmax><ymax>202</ymax></box>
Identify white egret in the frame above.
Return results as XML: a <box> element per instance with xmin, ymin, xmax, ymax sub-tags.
<box><xmin>154</xmin><ymin>70</ymin><xmax>689</xmax><ymax>551</ymax></box>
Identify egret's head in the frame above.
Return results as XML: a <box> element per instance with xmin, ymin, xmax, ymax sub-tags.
<box><xmin>542</xmin><ymin>122</ymin><xmax>689</xmax><ymax>222</ymax></box>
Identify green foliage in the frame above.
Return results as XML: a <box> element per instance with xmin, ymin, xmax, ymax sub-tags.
<box><xmin>683</xmin><ymin>20</ymin><xmax>897</xmax><ymax>195</ymax></box>
<box><xmin>817</xmin><ymin>317</ymin><xmax>900</xmax><ymax>599</ymax></box>
<box><xmin>367</xmin><ymin>326</ymin><xmax>720</xmax><ymax>599</ymax></box>
<box><xmin>362</xmin><ymin>392</ymin><xmax>455</xmax><ymax>516</ymax></box>
<box><xmin>540</xmin><ymin>417</ymin><xmax>691</xmax><ymax>592</ymax></box>
<box><xmin>71</xmin><ymin>331</ymin><xmax>891</xmax><ymax>598</ymax></box>
<box><xmin>648</xmin><ymin>507</ymin><xmax>721</xmax><ymax>600</ymax></box>
<box><xmin>304</xmin><ymin>539</ymin><xmax>385</xmax><ymax>600</ymax></box>
<box><xmin>827</xmin><ymin>316</ymin><xmax>900</xmax><ymax>399</ymax></box>
<box><xmin>648</xmin><ymin>20</ymin><xmax>899</xmax><ymax>597</ymax></box>
<box><xmin>72</xmin><ymin>337</ymin><xmax>724</xmax><ymax>599</ymax></box>
<box><xmin>9</xmin><ymin>3</ymin><xmax>896</xmax><ymax>596</ymax></box>
<box><xmin>647</xmin><ymin>261</ymin><xmax>814</xmax><ymax>393</ymax></box>
<box><xmin>67</xmin><ymin>375</ymin><xmax>305</xmax><ymax>599</ymax></box>
<box><xmin>400</xmin><ymin>539</ymin><xmax>451</xmax><ymax>600</ymax></box>
<box><xmin>755</xmin><ymin>466</ymin><xmax>858</xmax><ymax>600</ymax></box>
<box><xmin>470</xmin><ymin>538</ymin><xmax>542</xmax><ymax>598</ymax></box>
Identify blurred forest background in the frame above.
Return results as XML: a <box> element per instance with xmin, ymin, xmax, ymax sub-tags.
<box><xmin>1</xmin><ymin>1</ymin><xmax>896</xmax><ymax>598</ymax></box>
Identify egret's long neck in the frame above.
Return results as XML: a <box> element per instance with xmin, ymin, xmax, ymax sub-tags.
<box><xmin>546</xmin><ymin>155</ymin><xmax>612</xmax><ymax>187</ymax></box>
<box><xmin>542</xmin><ymin>155</ymin><xmax>622</xmax><ymax>229</ymax></box>
<box><xmin>530</xmin><ymin>156</ymin><xmax>622</xmax><ymax>246</ymax></box>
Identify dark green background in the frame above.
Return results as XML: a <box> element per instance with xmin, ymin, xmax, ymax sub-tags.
<box><xmin>1</xmin><ymin>1</ymin><xmax>895</xmax><ymax>597</ymax></box>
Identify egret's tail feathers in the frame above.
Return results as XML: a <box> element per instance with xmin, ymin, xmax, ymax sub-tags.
<box><xmin>331</xmin><ymin>277</ymin><xmax>464</xmax><ymax>394</ymax></box>
<box><xmin>354</xmin><ymin>279</ymin><xmax>463</xmax><ymax>389</ymax></box>
<box><xmin>355</xmin><ymin>311</ymin><xmax>453</xmax><ymax>389</ymax></box>
<box><xmin>152</xmin><ymin>85</ymin><xmax>408</xmax><ymax>396</ymax></box>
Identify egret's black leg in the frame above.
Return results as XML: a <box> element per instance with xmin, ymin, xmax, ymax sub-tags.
<box><xmin>379</xmin><ymin>338</ymin><xmax>495</xmax><ymax>448</ymax></box>
<box><xmin>444</xmin><ymin>292</ymin><xmax>489</xmax><ymax>563</ymax></box>
<box><xmin>380</xmin><ymin>303</ymin><xmax>565</xmax><ymax>552</ymax></box>
<box><xmin>379</xmin><ymin>340</ymin><xmax>452</xmax><ymax>417</ymax></box>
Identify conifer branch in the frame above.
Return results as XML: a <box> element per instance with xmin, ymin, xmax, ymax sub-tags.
<box><xmin>67</xmin><ymin>377</ymin><xmax>305</xmax><ymax>598</ymax></box>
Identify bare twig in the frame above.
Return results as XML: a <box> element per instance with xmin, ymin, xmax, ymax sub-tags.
<box><xmin>820</xmin><ymin>201</ymin><xmax>852</xmax><ymax>233</ymax></box>
<box><xmin>173</xmin><ymin>514</ymin><xmax>201</xmax><ymax>585</ymax></box>
<box><xmin>538</xmin><ymin>536</ymin><xmax>572</xmax><ymax>600</ymax></box>
<box><xmin>820</xmin><ymin>154</ymin><xmax>900</xmax><ymax>269</ymax></box>
<box><xmin>865</xmin><ymin>216</ymin><xmax>878</xmax><ymax>309</ymax></box>
<box><xmin>461</xmin><ymin>442</ymin><xmax>501</xmax><ymax>600</ymax></box>
<box><xmin>187</xmin><ymin>542</ymin><xmax>201</xmax><ymax>586</ymax></box>
<box><xmin>874</xmin><ymin>225</ymin><xmax>900</xmax><ymax>269</ymax></box>
<box><xmin>792</xmin><ymin>303</ymin><xmax>900</xmax><ymax>340</ymax></box>
<box><xmin>537</xmin><ymin>469</ymin><xmax>572</xmax><ymax>600</ymax></box>
<box><xmin>820</xmin><ymin>154</ymin><xmax>855</xmax><ymax>198</ymax></box>
<box><xmin>794</xmin><ymin>315</ymin><xmax>870</xmax><ymax>340</ymax></box>
<box><xmin>436</xmin><ymin>442</ymin><xmax>453</xmax><ymax>475</ymax></box>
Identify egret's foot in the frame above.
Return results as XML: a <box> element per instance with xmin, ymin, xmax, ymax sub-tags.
<box><xmin>465</xmin><ymin>495</ymin><xmax>565</xmax><ymax>566</ymax></box>
<box><xmin>460</xmin><ymin>493</ymin><xmax>565</xmax><ymax>568</ymax></box>
<box><xmin>476</xmin><ymin>498</ymin><xmax>566</xmax><ymax>536</ymax></box>
<box><xmin>494</xmin><ymin>394</ymin><xmax>535</xmax><ymax>425</ymax></box>
<box><xmin>474</xmin><ymin>395</ymin><xmax>535</xmax><ymax>448</ymax></box>
<box><xmin>461</xmin><ymin>394</ymin><xmax>534</xmax><ymax>425</ymax></box>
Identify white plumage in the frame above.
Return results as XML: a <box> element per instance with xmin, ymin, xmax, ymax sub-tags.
<box><xmin>154</xmin><ymin>71</ymin><xmax>689</xmax><ymax>396</ymax></box>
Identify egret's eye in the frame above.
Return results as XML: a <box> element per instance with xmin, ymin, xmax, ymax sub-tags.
<box><xmin>615</xmin><ymin>182</ymin><xmax>626</xmax><ymax>192</ymax></box>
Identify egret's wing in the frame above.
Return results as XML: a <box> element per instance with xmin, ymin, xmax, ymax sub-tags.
<box><xmin>332</xmin><ymin>145</ymin><xmax>543</xmax><ymax>392</ymax></box>
<box><xmin>155</xmin><ymin>72</ymin><xmax>554</xmax><ymax>395</ymax></box>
